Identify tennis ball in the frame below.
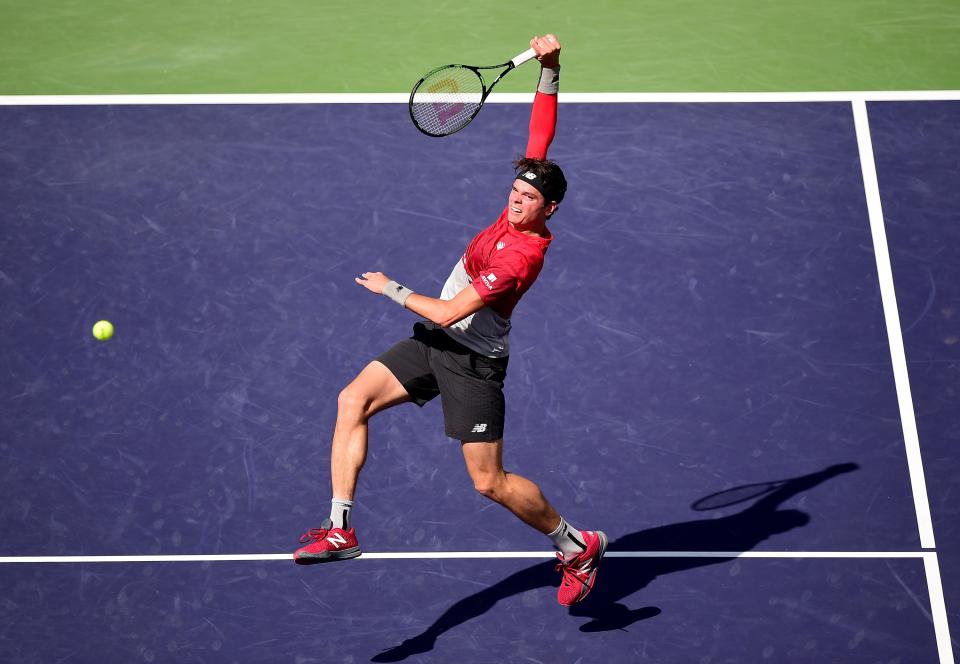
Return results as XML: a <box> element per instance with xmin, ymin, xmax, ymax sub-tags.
<box><xmin>92</xmin><ymin>320</ymin><xmax>114</xmax><ymax>341</ymax></box>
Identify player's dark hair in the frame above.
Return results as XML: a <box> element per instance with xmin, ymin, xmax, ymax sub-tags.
<box><xmin>512</xmin><ymin>157</ymin><xmax>567</xmax><ymax>205</ymax></box>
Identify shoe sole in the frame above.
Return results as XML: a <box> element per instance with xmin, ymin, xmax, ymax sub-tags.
<box><xmin>293</xmin><ymin>547</ymin><xmax>362</xmax><ymax>565</ymax></box>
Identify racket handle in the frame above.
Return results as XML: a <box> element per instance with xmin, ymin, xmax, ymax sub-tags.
<box><xmin>511</xmin><ymin>48</ymin><xmax>537</xmax><ymax>68</ymax></box>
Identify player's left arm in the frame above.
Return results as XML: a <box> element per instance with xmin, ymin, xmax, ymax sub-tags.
<box><xmin>525</xmin><ymin>34</ymin><xmax>562</xmax><ymax>159</ymax></box>
<box><xmin>355</xmin><ymin>271</ymin><xmax>485</xmax><ymax>328</ymax></box>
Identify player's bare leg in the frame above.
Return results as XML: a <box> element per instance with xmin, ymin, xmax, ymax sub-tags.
<box><xmin>294</xmin><ymin>361</ymin><xmax>408</xmax><ymax>565</ymax></box>
<box><xmin>461</xmin><ymin>439</ymin><xmax>561</xmax><ymax>533</ymax></box>
<box><xmin>331</xmin><ymin>360</ymin><xmax>410</xmax><ymax>500</ymax></box>
<box><xmin>461</xmin><ymin>439</ymin><xmax>607</xmax><ymax>605</ymax></box>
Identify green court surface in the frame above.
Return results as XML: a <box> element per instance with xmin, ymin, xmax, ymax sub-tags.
<box><xmin>1</xmin><ymin>0</ymin><xmax>959</xmax><ymax>95</ymax></box>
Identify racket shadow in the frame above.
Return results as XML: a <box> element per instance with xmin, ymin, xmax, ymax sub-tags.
<box><xmin>370</xmin><ymin>463</ymin><xmax>859</xmax><ymax>662</ymax></box>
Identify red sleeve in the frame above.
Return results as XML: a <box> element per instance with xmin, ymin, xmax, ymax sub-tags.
<box><xmin>524</xmin><ymin>90</ymin><xmax>557</xmax><ymax>159</ymax></box>
<box><xmin>469</xmin><ymin>252</ymin><xmax>533</xmax><ymax>306</ymax></box>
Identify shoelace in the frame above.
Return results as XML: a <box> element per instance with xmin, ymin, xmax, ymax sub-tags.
<box><xmin>299</xmin><ymin>527</ymin><xmax>329</xmax><ymax>544</ymax></box>
<box><xmin>555</xmin><ymin>551</ymin><xmax>592</xmax><ymax>586</ymax></box>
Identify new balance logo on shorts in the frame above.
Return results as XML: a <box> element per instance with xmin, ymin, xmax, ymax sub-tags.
<box><xmin>471</xmin><ymin>423</ymin><xmax>487</xmax><ymax>433</ymax></box>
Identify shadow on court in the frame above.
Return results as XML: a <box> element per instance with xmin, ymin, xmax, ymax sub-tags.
<box><xmin>370</xmin><ymin>463</ymin><xmax>859</xmax><ymax>662</ymax></box>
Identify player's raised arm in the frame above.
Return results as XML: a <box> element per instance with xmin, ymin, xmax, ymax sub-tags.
<box><xmin>525</xmin><ymin>34</ymin><xmax>562</xmax><ymax>159</ymax></box>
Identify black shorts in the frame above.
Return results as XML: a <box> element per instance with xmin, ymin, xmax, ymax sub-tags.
<box><xmin>375</xmin><ymin>321</ymin><xmax>509</xmax><ymax>442</ymax></box>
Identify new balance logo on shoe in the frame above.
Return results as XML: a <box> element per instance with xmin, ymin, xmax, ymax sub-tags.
<box><xmin>293</xmin><ymin>520</ymin><xmax>362</xmax><ymax>565</ymax></box>
<box><xmin>326</xmin><ymin>532</ymin><xmax>348</xmax><ymax>548</ymax></box>
<box><xmin>471</xmin><ymin>423</ymin><xmax>487</xmax><ymax>433</ymax></box>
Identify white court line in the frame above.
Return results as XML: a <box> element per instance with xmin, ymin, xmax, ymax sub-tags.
<box><xmin>852</xmin><ymin>100</ymin><xmax>953</xmax><ymax>664</ymax></box>
<box><xmin>4</xmin><ymin>551</ymin><xmax>950</xmax><ymax>656</ymax></box>
<box><xmin>0</xmin><ymin>550</ymin><xmax>935</xmax><ymax>564</ymax></box>
<box><xmin>852</xmin><ymin>100</ymin><xmax>936</xmax><ymax>550</ymax></box>
<box><xmin>0</xmin><ymin>90</ymin><xmax>950</xmax><ymax>657</ymax></box>
<box><xmin>925</xmin><ymin>553</ymin><xmax>958</xmax><ymax>663</ymax></box>
<box><xmin>1</xmin><ymin>91</ymin><xmax>959</xmax><ymax>106</ymax></box>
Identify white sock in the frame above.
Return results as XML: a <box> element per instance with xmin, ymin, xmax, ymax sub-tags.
<box><xmin>330</xmin><ymin>498</ymin><xmax>353</xmax><ymax>530</ymax></box>
<box><xmin>548</xmin><ymin>516</ymin><xmax>587</xmax><ymax>558</ymax></box>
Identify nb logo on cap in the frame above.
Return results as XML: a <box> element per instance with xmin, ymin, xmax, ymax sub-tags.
<box><xmin>523</xmin><ymin>172</ymin><xmax>537</xmax><ymax>180</ymax></box>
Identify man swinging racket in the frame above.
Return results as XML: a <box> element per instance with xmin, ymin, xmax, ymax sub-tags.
<box><xmin>294</xmin><ymin>34</ymin><xmax>607</xmax><ymax>607</ymax></box>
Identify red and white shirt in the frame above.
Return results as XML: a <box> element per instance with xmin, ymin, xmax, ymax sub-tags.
<box><xmin>440</xmin><ymin>91</ymin><xmax>557</xmax><ymax>358</ymax></box>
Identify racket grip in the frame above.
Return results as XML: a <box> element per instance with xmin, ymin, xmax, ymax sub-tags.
<box><xmin>511</xmin><ymin>48</ymin><xmax>537</xmax><ymax>68</ymax></box>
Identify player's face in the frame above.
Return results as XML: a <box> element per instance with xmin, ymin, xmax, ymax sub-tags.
<box><xmin>507</xmin><ymin>179</ymin><xmax>553</xmax><ymax>228</ymax></box>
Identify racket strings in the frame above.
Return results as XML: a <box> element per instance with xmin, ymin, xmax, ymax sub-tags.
<box><xmin>410</xmin><ymin>66</ymin><xmax>485</xmax><ymax>136</ymax></box>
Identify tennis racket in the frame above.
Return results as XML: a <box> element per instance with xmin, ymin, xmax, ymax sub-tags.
<box><xmin>408</xmin><ymin>47</ymin><xmax>538</xmax><ymax>137</ymax></box>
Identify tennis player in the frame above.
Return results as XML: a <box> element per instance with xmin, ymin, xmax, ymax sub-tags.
<box><xmin>294</xmin><ymin>34</ymin><xmax>606</xmax><ymax>607</ymax></box>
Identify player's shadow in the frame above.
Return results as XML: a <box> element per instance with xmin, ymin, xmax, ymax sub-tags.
<box><xmin>371</xmin><ymin>462</ymin><xmax>859</xmax><ymax>663</ymax></box>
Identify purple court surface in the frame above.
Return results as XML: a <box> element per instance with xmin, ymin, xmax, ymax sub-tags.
<box><xmin>0</xmin><ymin>100</ymin><xmax>956</xmax><ymax>662</ymax></box>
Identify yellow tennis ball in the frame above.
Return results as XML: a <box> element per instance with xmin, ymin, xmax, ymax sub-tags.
<box><xmin>92</xmin><ymin>320</ymin><xmax>114</xmax><ymax>341</ymax></box>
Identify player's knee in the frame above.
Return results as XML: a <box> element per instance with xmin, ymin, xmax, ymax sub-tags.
<box><xmin>472</xmin><ymin>473</ymin><xmax>503</xmax><ymax>501</ymax></box>
<box><xmin>337</xmin><ymin>385</ymin><xmax>371</xmax><ymax>421</ymax></box>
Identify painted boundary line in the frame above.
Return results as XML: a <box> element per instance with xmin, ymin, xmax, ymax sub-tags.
<box><xmin>925</xmin><ymin>554</ymin><xmax>958</xmax><ymax>661</ymax></box>
<box><xmin>1</xmin><ymin>91</ymin><xmax>960</xmax><ymax>106</ymax></box>
<box><xmin>852</xmin><ymin>99</ymin><xmax>954</xmax><ymax>664</ymax></box>
<box><xmin>851</xmin><ymin>100</ymin><xmax>936</xmax><ymax>550</ymax></box>
<box><xmin>1</xmin><ymin>89</ymin><xmax>950</xmax><ymax>657</ymax></box>
<box><xmin>0</xmin><ymin>551</ymin><xmax>941</xmax><ymax>563</ymax></box>
<box><xmin>4</xmin><ymin>552</ymin><xmax>950</xmax><ymax>655</ymax></box>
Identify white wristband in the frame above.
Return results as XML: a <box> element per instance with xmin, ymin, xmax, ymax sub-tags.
<box><xmin>383</xmin><ymin>280</ymin><xmax>414</xmax><ymax>307</ymax></box>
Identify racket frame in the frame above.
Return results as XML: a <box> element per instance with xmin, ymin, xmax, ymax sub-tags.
<box><xmin>408</xmin><ymin>47</ymin><xmax>537</xmax><ymax>137</ymax></box>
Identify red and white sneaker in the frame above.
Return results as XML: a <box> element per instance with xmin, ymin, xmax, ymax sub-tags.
<box><xmin>293</xmin><ymin>519</ymin><xmax>362</xmax><ymax>565</ymax></box>
<box><xmin>555</xmin><ymin>530</ymin><xmax>607</xmax><ymax>606</ymax></box>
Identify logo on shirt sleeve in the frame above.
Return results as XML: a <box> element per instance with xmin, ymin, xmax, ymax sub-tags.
<box><xmin>480</xmin><ymin>272</ymin><xmax>497</xmax><ymax>290</ymax></box>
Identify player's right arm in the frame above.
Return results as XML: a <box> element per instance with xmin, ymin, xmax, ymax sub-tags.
<box><xmin>404</xmin><ymin>285</ymin><xmax>486</xmax><ymax>328</ymax></box>
<box><xmin>525</xmin><ymin>34</ymin><xmax>561</xmax><ymax>159</ymax></box>
<box><xmin>355</xmin><ymin>271</ymin><xmax>486</xmax><ymax>328</ymax></box>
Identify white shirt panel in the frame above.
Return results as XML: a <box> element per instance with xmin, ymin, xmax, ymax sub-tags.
<box><xmin>439</xmin><ymin>258</ymin><xmax>512</xmax><ymax>358</ymax></box>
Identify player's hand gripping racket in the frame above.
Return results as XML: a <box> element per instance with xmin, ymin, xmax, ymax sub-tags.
<box><xmin>408</xmin><ymin>47</ymin><xmax>538</xmax><ymax>137</ymax></box>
